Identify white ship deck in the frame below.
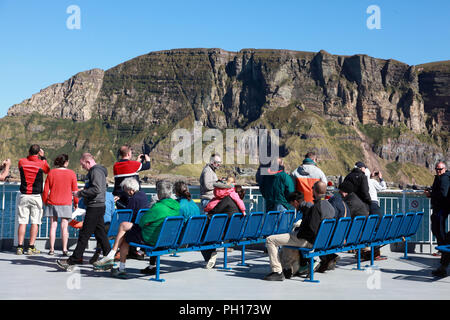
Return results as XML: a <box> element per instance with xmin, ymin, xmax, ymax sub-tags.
<box><xmin>0</xmin><ymin>245</ymin><xmax>448</xmax><ymax>301</ymax></box>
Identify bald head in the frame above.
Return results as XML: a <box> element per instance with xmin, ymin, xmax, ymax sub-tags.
<box><xmin>313</xmin><ymin>181</ymin><xmax>327</xmax><ymax>200</ymax></box>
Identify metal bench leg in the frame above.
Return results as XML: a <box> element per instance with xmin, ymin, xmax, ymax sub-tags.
<box><xmin>237</xmin><ymin>244</ymin><xmax>249</xmax><ymax>267</ymax></box>
<box><xmin>149</xmin><ymin>256</ymin><xmax>165</xmax><ymax>282</ymax></box>
<box><xmin>219</xmin><ymin>247</ymin><xmax>232</xmax><ymax>270</ymax></box>
<box><xmin>304</xmin><ymin>257</ymin><xmax>319</xmax><ymax>283</ymax></box>
<box><xmin>400</xmin><ymin>239</ymin><xmax>410</xmax><ymax>260</ymax></box>
<box><xmin>353</xmin><ymin>249</ymin><xmax>363</xmax><ymax>270</ymax></box>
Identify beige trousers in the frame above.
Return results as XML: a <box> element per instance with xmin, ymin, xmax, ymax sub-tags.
<box><xmin>266</xmin><ymin>230</ymin><xmax>313</xmax><ymax>273</ymax></box>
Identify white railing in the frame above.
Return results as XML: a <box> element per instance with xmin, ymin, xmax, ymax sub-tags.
<box><xmin>1</xmin><ymin>182</ymin><xmax>446</xmax><ymax>251</ymax></box>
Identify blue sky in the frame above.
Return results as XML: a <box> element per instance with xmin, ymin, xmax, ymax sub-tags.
<box><xmin>0</xmin><ymin>0</ymin><xmax>449</xmax><ymax>117</ymax></box>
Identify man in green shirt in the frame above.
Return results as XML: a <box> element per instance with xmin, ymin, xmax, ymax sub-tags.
<box><xmin>94</xmin><ymin>180</ymin><xmax>180</xmax><ymax>278</ymax></box>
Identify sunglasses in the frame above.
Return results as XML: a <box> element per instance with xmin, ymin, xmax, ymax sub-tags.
<box><xmin>435</xmin><ymin>168</ymin><xmax>444</xmax><ymax>171</ymax></box>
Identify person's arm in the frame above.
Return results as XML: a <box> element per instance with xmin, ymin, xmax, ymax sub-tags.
<box><xmin>439</xmin><ymin>174</ymin><xmax>450</xmax><ymax>198</ymax></box>
<box><xmin>0</xmin><ymin>159</ymin><xmax>11</xmax><ymax>181</ymax></box>
<box><xmin>42</xmin><ymin>175</ymin><xmax>50</xmax><ymax>204</ymax></box>
<box><xmin>71</xmin><ymin>172</ymin><xmax>79</xmax><ymax>208</ymax></box>
<box><xmin>360</xmin><ymin>175</ymin><xmax>372</xmax><ymax>204</ymax></box>
<box><xmin>78</xmin><ymin>168</ymin><xmax>104</xmax><ymax>199</ymax></box>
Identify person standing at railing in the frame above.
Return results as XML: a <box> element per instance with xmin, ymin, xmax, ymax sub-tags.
<box><xmin>367</xmin><ymin>169</ymin><xmax>387</xmax><ymax>217</ymax></box>
<box><xmin>258</xmin><ymin>158</ymin><xmax>294</xmax><ymax>213</ymax></box>
<box><xmin>199</xmin><ymin>154</ymin><xmax>221</xmax><ymax>211</ymax></box>
<box><xmin>16</xmin><ymin>144</ymin><xmax>50</xmax><ymax>255</ymax></box>
<box><xmin>291</xmin><ymin>152</ymin><xmax>327</xmax><ymax>203</ymax></box>
<box><xmin>342</xmin><ymin>162</ymin><xmax>371</xmax><ymax>211</ymax></box>
<box><xmin>42</xmin><ymin>154</ymin><xmax>79</xmax><ymax>256</ymax></box>
<box><xmin>425</xmin><ymin>161</ymin><xmax>450</xmax><ymax>248</ymax></box>
<box><xmin>0</xmin><ymin>158</ymin><xmax>11</xmax><ymax>181</ymax></box>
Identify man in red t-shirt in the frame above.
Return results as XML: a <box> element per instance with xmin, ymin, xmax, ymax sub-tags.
<box><xmin>16</xmin><ymin>144</ymin><xmax>50</xmax><ymax>255</ymax></box>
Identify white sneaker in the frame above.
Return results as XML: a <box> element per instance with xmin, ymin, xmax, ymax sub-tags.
<box><xmin>206</xmin><ymin>251</ymin><xmax>217</xmax><ymax>269</ymax></box>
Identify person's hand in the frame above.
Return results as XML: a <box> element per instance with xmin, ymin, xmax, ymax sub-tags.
<box><xmin>424</xmin><ymin>189</ymin><xmax>431</xmax><ymax>198</ymax></box>
<box><xmin>3</xmin><ymin>159</ymin><xmax>11</xmax><ymax>167</ymax></box>
<box><xmin>72</xmin><ymin>190</ymin><xmax>80</xmax><ymax>198</ymax></box>
<box><xmin>39</xmin><ymin>149</ymin><xmax>45</xmax><ymax>158</ymax></box>
<box><xmin>114</xmin><ymin>196</ymin><xmax>120</xmax><ymax>202</ymax></box>
<box><xmin>378</xmin><ymin>172</ymin><xmax>383</xmax><ymax>179</ymax></box>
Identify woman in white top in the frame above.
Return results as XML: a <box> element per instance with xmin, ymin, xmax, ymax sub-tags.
<box><xmin>367</xmin><ymin>170</ymin><xmax>387</xmax><ymax>216</ymax></box>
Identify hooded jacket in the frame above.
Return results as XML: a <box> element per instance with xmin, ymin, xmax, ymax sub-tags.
<box><xmin>291</xmin><ymin>162</ymin><xmax>327</xmax><ymax>203</ymax></box>
<box><xmin>138</xmin><ymin>198</ymin><xmax>181</xmax><ymax>246</ymax></box>
<box><xmin>204</xmin><ymin>182</ymin><xmax>246</xmax><ymax>214</ymax></box>
<box><xmin>343</xmin><ymin>168</ymin><xmax>371</xmax><ymax>206</ymax></box>
<box><xmin>258</xmin><ymin>166</ymin><xmax>294</xmax><ymax>211</ymax></box>
<box><xmin>78</xmin><ymin>164</ymin><xmax>108</xmax><ymax>208</ymax></box>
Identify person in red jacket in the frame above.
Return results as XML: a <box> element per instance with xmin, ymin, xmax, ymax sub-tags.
<box><xmin>16</xmin><ymin>144</ymin><xmax>50</xmax><ymax>255</ymax></box>
<box><xmin>42</xmin><ymin>154</ymin><xmax>79</xmax><ymax>256</ymax></box>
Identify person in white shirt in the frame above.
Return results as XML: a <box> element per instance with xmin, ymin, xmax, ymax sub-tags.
<box><xmin>367</xmin><ymin>169</ymin><xmax>387</xmax><ymax>216</ymax></box>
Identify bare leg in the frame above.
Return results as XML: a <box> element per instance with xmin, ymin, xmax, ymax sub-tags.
<box><xmin>112</xmin><ymin>222</ymin><xmax>133</xmax><ymax>252</ymax></box>
<box><xmin>49</xmin><ymin>217</ymin><xmax>58</xmax><ymax>251</ymax></box>
<box><xmin>29</xmin><ymin>224</ymin><xmax>39</xmax><ymax>246</ymax></box>
<box><xmin>18</xmin><ymin>224</ymin><xmax>26</xmax><ymax>246</ymax></box>
<box><xmin>60</xmin><ymin>218</ymin><xmax>69</xmax><ymax>252</ymax></box>
<box><xmin>119</xmin><ymin>241</ymin><xmax>130</xmax><ymax>263</ymax></box>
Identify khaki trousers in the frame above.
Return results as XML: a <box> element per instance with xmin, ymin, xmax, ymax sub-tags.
<box><xmin>266</xmin><ymin>230</ymin><xmax>313</xmax><ymax>274</ymax></box>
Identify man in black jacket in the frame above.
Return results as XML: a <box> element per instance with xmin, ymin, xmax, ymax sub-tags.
<box><xmin>57</xmin><ymin>153</ymin><xmax>111</xmax><ymax>271</ymax></box>
<box><xmin>343</xmin><ymin>161</ymin><xmax>371</xmax><ymax>209</ymax></box>
<box><xmin>425</xmin><ymin>161</ymin><xmax>450</xmax><ymax>247</ymax></box>
<box><xmin>339</xmin><ymin>181</ymin><xmax>369</xmax><ymax>218</ymax></box>
<box><xmin>264</xmin><ymin>182</ymin><xmax>335</xmax><ymax>281</ymax></box>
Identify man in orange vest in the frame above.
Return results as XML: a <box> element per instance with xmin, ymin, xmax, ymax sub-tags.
<box><xmin>291</xmin><ymin>152</ymin><xmax>327</xmax><ymax>203</ymax></box>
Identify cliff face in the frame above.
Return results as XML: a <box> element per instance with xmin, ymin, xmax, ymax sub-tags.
<box><xmin>3</xmin><ymin>48</ymin><xmax>449</xmax><ymax>185</ymax></box>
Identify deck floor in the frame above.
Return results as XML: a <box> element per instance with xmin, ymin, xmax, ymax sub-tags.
<box><xmin>0</xmin><ymin>245</ymin><xmax>448</xmax><ymax>300</ymax></box>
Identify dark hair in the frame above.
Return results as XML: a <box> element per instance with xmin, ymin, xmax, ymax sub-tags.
<box><xmin>287</xmin><ymin>191</ymin><xmax>304</xmax><ymax>203</ymax></box>
<box><xmin>174</xmin><ymin>181</ymin><xmax>191</xmax><ymax>201</ymax></box>
<box><xmin>234</xmin><ymin>185</ymin><xmax>246</xmax><ymax>200</ymax></box>
<box><xmin>29</xmin><ymin>144</ymin><xmax>40</xmax><ymax>156</ymax></box>
<box><xmin>54</xmin><ymin>154</ymin><xmax>69</xmax><ymax>167</ymax></box>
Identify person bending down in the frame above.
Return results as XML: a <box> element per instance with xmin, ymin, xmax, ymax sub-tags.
<box><xmin>93</xmin><ymin>180</ymin><xmax>180</xmax><ymax>278</ymax></box>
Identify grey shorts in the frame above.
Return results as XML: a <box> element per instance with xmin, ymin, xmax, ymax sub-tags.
<box><xmin>44</xmin><ymin>204</ymin><xmax>73</xmax><ymax>219</ymax></box>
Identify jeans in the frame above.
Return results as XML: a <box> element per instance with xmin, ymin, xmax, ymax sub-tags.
<box><xmin>69</xmin><ymin>206</ymin><xmax>111</xmax><ymax>263</ymax></box>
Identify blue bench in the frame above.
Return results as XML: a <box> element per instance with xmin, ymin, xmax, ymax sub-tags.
<box><xmin>123</xmin><ymin>209</ymin><xmax>423</xmax><ymax>283</ymax></box>
<box><xmin>284</xmin><ymin>211</ymin><xmax>424</xmax><ymax>283</ymax></box>
<box><xmin>126</xmin><ymin>210</ymin><xmax>296</xmax><ymax>281</ymax></box>
<box><xmin>435</xmin><ymin>245</ymin><xmax>450</xmax><ymax>253</ymax></box>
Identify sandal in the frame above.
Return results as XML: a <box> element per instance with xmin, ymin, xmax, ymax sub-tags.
<box><xmin>48</xmin><ymin>250</ymin><xmax>55</xmax><ymax>256</ymax></box>
<box><xmin>62</xmin><ymin>251</ymin><xmax>69</xmax><ymax>257</ymax></box>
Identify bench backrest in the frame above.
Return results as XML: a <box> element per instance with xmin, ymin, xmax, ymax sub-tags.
<box><xmin>312</xmin><ymin>219</ymin><xmax>336</xmax><ymax>250</ymax></box>
<box><xmin>372</xmin><ymin>214</ymin><xmax>393</xmax><ymax>242</ymax></box>
<box><xmin>259</xmin><ymin>211</ymin><xmax>280</xmax><ymax>237</ymax></box>
<box><xmin>153</xmin><ymin>216</ymin><xmax>185</xmax><ymax>249</ymax></box>
<box><xmin>359</xmin><ymin>215</ymin><xmax>380</xmax><ymax>244</ymax></box>
<box><xmin>405</xmin><ymin>212</ymin><xmax>424</xmax><ymax>237</ymax></box>
<box><xmin>134</xmin><ymin>208</ymin><xmax>149</xmax><ymax>225</ymax></box>
<box><xmin>201</xmin><ymin>214</ymin><xmax>229</xmax><ymax>244</ymax></box>
<box><xmin>178</xmin><ymin>215</ymin><xmax>207</xmax><ymax>247</ymax></box>
<box><xmin>395</xmin><ymin>212</ymin><xmax>415</xmax><ymax>238</ymax></box>
<box><xmin>345</xmin><ymin>216</ymin><xmax>366</xmax><ymax>246</ymax></box>
<box><xmin>328</xmin><ymin>217</ymin><xmax>352</xmax><ymax>248</ymax></box>
<box><xmin>385</xmin><ymin>213</ymin><xmax>404</xmax><ymax>240</ymax></box>
<box><xmin>275</xmin><ymin>210</ymin><xmax>295</xmax><ymax>234</ymax></box>
<box><xmin>108</xmin><ymin>209</ymin><xmax>133</xmax><ymax>238</ymax></box>
<box><xmin>240</xmin><ymin>212</ymin><xmax>264</xmax><ymax>239</ymax></box>
<box><xmin>223</xmin><ymin>213</ymin><xmax>246</xmax><ymax>242</ymax></box>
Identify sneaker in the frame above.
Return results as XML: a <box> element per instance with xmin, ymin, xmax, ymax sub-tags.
<box><xmin>206</xmin><ymin>251</ymin><xmax>217</xmax><ymax>269</ymax></box>
<box><xmin>140</xmin><ymin>266</ymin><xmax>156</xmax><ymax>275</ymax></box>
<box><xmin>89</xmin><ymin>251</ymin><xmax>101</xmax><ymax>264</ymax></box>
<box><xmin>263</xmin><ymin>271</ymin><xmax>285</xmax><ymax>281</ymax></box>
<box><xmin>432</xmin><ymin>267</ymin><xmax>447</xmax><ymax>278</ymax></box>
<box><xmin>111</xmin><ymin>268</ymin><xmax>128</xmax><ymax>279</ymax></box>
<box><xmin>93</xmin><ymin>258</ymin><xmax>114</xmax><ymax>270</ymax></box>
<box><xmin>56</xmin><ymin>259</ymin><xmax>75</xmax><ymax>272</ymax></box>
<box><xmin>16</xmin><ymin>247</ymin><xmax>24</xmax><ymax>255</ymax></box>
<box><xmin>26</xmin><ymin>247</ymin><xmax>40</xmax><ymax>255</ymax></box>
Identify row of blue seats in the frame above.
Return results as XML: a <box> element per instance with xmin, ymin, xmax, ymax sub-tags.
<box><xmin>107</xmin><ymin>209</ymin><xmax>423</xmax><ymax>283</ymax></box>
<box><xmin>284</xmin><ymin>211</ymin><xmax>424</xmax><ymax>283</ymax></box>
<box><xmin>108</xmin><ymin>209</ymin><xmax>300</xmax><ymax>281</ymax></box>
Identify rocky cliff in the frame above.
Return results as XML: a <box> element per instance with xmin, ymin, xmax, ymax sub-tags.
<box><xmin>3</xmin><ymin>48</ymin><xmax>449</xmax><ymax>186</ymax></box>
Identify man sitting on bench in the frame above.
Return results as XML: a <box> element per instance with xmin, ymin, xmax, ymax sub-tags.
<box><xmin>264</xmin><ymin>181</ymin><xmax>335</xmax><ymax>281</ymax></box>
